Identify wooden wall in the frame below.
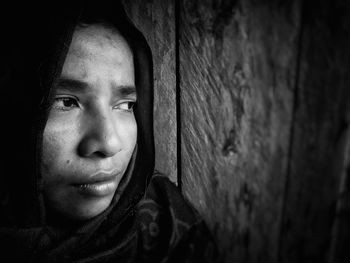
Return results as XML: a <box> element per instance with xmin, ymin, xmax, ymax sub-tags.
<box><xmin>123</xmin><ymin>0</ymin><xmax>350</xmax><ymax>262</ymax></box>
<box><xmin>123</xmin><ymin>0</ymin><xmax>177</xmax><ymax>184</ymax></box>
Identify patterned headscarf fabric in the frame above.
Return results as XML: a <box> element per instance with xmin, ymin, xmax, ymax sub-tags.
<box><xmin>0</xmin><ymin>1</ymin><xmax>220</xmax><ymax>262</ymax></box>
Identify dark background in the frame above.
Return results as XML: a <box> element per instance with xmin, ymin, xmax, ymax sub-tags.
<box><xmin>122</xmin><ymin>0</ymin><xmax>350</xmax><ymax>262</ymax></box>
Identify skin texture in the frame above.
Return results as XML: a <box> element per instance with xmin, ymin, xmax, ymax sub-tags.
<box><xmin>41</xmin><ymin>25</ymin><xmax>137</xmax><ymax>220</ymax></box>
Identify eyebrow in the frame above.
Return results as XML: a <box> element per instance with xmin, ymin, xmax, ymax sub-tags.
<box><xmin>56</xmin><ymin>78</ymin><xmax>89</xmax><ymax>91</ymax></box>
<box><xmin>55</xmin><ymin>77</ymin><xmax>136</xmax><ymax>97</ymax></box>
<box><xmin>112</xmin><ymin>83</ymin><xmax>137</xmax><ymax>97</ymax></box>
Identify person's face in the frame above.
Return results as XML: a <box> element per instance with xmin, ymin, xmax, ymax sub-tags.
<box><xmin>41</xmin><ymin>25</ymin><xmax>137</xmax><ymax>220</ymax></box>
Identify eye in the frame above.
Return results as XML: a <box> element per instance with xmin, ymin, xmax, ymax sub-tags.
<box><xmin>52</xmin><ymin>97</ymin><xmax>79</xmax><ymax>111</ymax></box>
<box><xmin>113</xmin><ymin>101</ymin><xmax>135</xmax><ymax>112</ymax></box>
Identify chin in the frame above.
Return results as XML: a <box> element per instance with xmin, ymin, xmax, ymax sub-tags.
<box><xmin>46</xmin><ymin>191</ymin><xmax>115</xmax><ymax>221</ymax></box>
<box><xmin>68</xmin><ymin>195</ymin><xmax>114</xmax><ymax>220</ymax></box>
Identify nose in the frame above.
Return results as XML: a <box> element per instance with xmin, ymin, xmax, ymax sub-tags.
<box><xmin>78</xmin><ymin>111</ymin><xmax>121</xmax><ymax>158</ymax></box>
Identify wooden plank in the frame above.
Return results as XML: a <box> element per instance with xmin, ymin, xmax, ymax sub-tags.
<box><xmin>179</xmin><ymin>1</ymin><xmax>301</xmax><ymax>262</ymax></box>
<box><xmin>122</xmin><ymin>0</ymin><xmax>177</xmax><ymax>183</ymax></box>
<box><xmin>279</xmin><ymin>1</ymin><xmax>350</xmax><ymax>262</ymax></box>
<box><xmin>328</xmin><ymin>123</ymin><xmax>350</xmax><ymax>263</ymax></box>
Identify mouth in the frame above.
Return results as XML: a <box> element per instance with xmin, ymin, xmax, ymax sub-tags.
<box><xmin>72</xmin><ymin>172</ymin><xmax>121</xmax><ymax>197</ymax></box>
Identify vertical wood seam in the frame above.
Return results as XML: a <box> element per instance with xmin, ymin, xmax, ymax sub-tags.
<box><xmin>175</xmin><ymin>0</ymin><xmax>182</xmax><ymax>190</ymax></box>
<box><xmin>277</xmin><ymin>0</ymin><xmax>305</xmax><ymax>261</ymax></box>
<box><xmin>328</xmin><ymin>125</ymin><xmax>350</xmax><ymax>263</ymax></box>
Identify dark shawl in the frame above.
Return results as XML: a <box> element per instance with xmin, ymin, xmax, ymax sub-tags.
<box><xmin>0</xmin><ymin>1</ymin><xmax>220</xmax><ymax>262</ymax></box>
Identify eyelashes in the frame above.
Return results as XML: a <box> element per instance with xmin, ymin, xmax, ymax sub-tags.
<box><xmin>113</xmin><ymin>101</ymin><xmax>135</xmax><ymax>112</ymax></box>
<box><xmin>53</xmin><ymin>97</ymin><xmax>79</xmax><ymax>111</ymax></box>
<box><xmin>52</xmin><ymin>96</ymin><xmax>136</xmax><ymax>113</ymax></box>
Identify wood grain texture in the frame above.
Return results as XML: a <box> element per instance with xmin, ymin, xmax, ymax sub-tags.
<box><xmin>328</xmin><ymin>122</ymin><xmax>350</xmax><ymax>263</ymax></box>
<box><xmin>279</xmin><ymin>1</ymin><xmax>350</xmax><ymax>262</ymax></box>
<box><xmin>122</xmin><ymin>0</ymin><xmax>177</xmax><ymax>183</ymax></box>
<box><xmin>122</xmin><ymin>1</ymin><xmax>350</xmax><ymax>262</ymax></box>
<box><xmin>179</xmin><ymin>0</ymin><xmax>301</xmax><ymax>262</ymax></box>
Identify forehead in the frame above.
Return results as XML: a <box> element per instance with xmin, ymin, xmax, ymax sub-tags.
<box><xmin>70</xmin><ymin>24</ymin><xmax>132</xmax><ymax>59</ymax></box>
<box><xmin>61</xmin><ymin>24</ymin><xmax>134</xmax><ymax>85</ymax></box>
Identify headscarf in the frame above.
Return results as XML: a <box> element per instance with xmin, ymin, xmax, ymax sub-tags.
<box><xmin>0</xmin><ymin>1</ymin><xmax>220</xmax><ymax>262</ymax></box>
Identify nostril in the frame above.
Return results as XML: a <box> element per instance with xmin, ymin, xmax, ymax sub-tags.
<box><xmin>77</xmin><ymin>132</ymin><xmax>122</xmax><ymax>158</ymax></box>
<box><xmin>93</xmin><ymin>148</ymin><xmax>120</xmax><ymax>158</ymax></box>
<box><xmin>92</xmin><ymin>151</ymin><xmax>109</xmax><ymax>158</ymax></box>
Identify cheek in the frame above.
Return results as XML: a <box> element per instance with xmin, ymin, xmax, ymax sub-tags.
<box><xmin>112</xmin><ymin>114</ymin><xmax>137</xmax><ymax>165</ymax></box>
<box><xmin>119</xmin><ymin>116</ymin><xmax>137</xmax><ymax>152</ymax></box>
<box><xmin>41</xmin><ymin>120</ymin><xmax>77</xmax><ymax>179</ymax></box>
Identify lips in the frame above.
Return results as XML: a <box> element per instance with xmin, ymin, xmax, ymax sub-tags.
<box><xmin>72</xmin><ymin>172</ymin><xmax>121</xmax><ymax>197</ymax></box>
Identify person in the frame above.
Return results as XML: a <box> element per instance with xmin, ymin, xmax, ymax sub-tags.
<box><xmin>0</xmin><ymin>1</ymin><xmax>220</xmax><ymax>262</ymax></box>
